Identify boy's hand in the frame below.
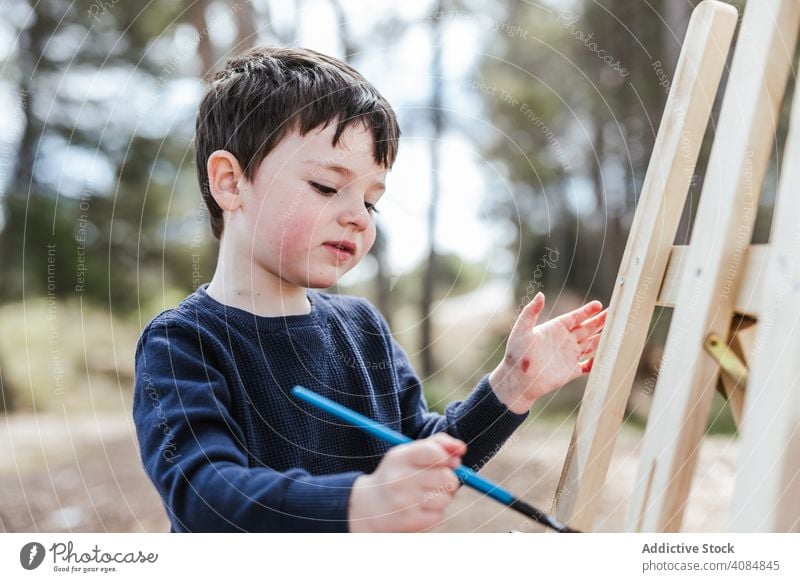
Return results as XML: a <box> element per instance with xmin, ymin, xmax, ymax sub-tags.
<box><xmin>348</xmin><ymin>433</ymin><xmax>466</xmax><ymax>532</ymax></box>
<box><xmin>489</xmin><ymin>293</ymin><xmax>607</xmax><ymax>414</ymax></box>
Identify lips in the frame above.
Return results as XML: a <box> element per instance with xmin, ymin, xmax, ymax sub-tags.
<box><xmin>323</xmin><ymin>240</ymin><xmax>356</xmax><ymax>259</ymax></box>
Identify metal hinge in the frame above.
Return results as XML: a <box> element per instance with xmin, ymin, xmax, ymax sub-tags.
<box><xmin>704</xmin><ymin>333</ymin><xmax>749</xmax><ymax>386</ymax></box>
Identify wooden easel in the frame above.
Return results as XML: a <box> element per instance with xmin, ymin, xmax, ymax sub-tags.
<box><xmin>552</xmin><ymin>0</ymin><xmax>800</xmax><ymax>532</ymax></box>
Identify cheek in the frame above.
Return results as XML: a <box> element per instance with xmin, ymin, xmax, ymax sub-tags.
<box><xmin>365</xmin><ymin>223</ymin><xmax>377</xmax><ymax>248</ymax></box>
<box><xmin>268</xmin><ymin>219</ymin><xmax>315</xmax><ymax>260</ymax></box>
<box><xmin>357</xmin><ymin>223</ymin><xmax>377</xmax><ymax>259</ymax></box>
<box><xmin>271</xmin><ymin>206</ymin><xmax>329</xmax><ymax>260</ymax></box>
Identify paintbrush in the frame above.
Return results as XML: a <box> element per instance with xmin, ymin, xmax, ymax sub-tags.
<box><xmin>291</xmin><ymin>385</ymin><xmax>579</xmax><ymax>533</ymax></box>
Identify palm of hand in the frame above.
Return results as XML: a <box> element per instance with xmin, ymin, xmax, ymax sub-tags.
<box><xmin>495</xmin><ymin>293</ymin><xmax>607</xmax><ymax>405</ymax></box>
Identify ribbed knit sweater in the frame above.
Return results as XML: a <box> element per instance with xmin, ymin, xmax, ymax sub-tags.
<box><xmin>133</xmin><ymin>283</ymin><xmax>528</xmax><ymax>532</ymax></box>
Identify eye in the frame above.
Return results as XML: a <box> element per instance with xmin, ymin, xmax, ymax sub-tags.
<box><xmin>365</xmin><ymin>201</ymin><xmax>380</xmax><ymax>214</ymax></box>
<box><xmin>309</xmin><ymin>181</ymin><xmax>337</xmax><ymax>195</ymax></box>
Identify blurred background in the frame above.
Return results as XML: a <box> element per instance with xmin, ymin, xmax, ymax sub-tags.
<box><xmin>0</xmin><ymin>0</ymin><xmax>787</xmax><ymax>532</ymax></box>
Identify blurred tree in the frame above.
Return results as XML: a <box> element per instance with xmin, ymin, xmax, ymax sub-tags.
<box><xmin>0</xmin><ymin>0</ymin><xmax>207</xmax><ymax>315</ymax></box>
<box><xmin>420</xmin><ymin>0</ymin><xmax>445</xmax><ymax>378</ymax></box>
<box><xmin>188</xmin><ymin>0</ymin><xmax>215</xmax><ymax>77</ymax></box>
<box><xmin>474</xmin><ymin>0</ymin><xmax>713</xmax><ymax>308</ymax></box>
<box><xmin>0</xmin><ymin>0</ymin><xmax>274</xmax><ymax>411</ymax></box>
<box><xmin>0</xmin><ymin>357</ymin><xmax>13</xmax><ymax>413</ymax></box>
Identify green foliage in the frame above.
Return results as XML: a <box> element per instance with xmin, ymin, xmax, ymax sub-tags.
<box><xmin>394</xmin><ymin>252</ymin><xmax>489</xmax><ymax>303</ymax></box>
<box><xmin>341</xmin><ymin>252</ymin><xmax>488</xmax><ymax>308</ymax></box>
<box><xmin>0</xmin><ymin>298</ymin><xmax>140</xmax><ymax>413</ymax></box>
<box><xmin>0</xmin><ymin>0</ymin><xmax>216</xmax><ymax>315</ymax></box>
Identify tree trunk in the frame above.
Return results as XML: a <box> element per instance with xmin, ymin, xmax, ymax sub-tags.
<box><xmin>188</xmin><ymin>0</ymin><xmax>215</xmax><ymax>80</ymax></box>
<box><xmin>234</xmin><ymin>0</ymin><xmax>257</xmax><ymax>52</ymax></box>
<box><xmin>0</xmin><ymin>357</ymin><xmax>14</xmax><ymax>413</ymax></box>
<box><xmin>663</xmin><ymin>0</ymin><xmax>691</xmax><ymax>76</ymax></box>
<box><xmin>329</xmin><ymin>0</ymin><xmax>356</xmax><ymax>61</ymax></box>
<box><xmin>420</xmin><ymin>0</ymin><xmax>444</xmax><ymax>379</ymax></box>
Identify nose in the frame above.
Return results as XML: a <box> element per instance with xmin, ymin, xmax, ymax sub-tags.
<box><xmin>338</xmin><ymin>197</ymin><xmax>371</xmax><ymax>230</ymax></box>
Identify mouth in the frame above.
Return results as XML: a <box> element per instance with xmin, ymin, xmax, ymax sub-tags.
<box><xmin>323</xmin><ymin>240</ymin><xmax>356</xmax><ymax>258</ymax></box>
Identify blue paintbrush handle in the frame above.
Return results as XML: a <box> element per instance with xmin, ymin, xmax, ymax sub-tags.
<box><xmin>290</xmin><ymin>385</ymin><xmax>586</xmax><ymax>535</ymax></box>
<box><xmin>291</xmin><ymin>385</ymin><xmax>515</xmax><ymax>505</ymax></box>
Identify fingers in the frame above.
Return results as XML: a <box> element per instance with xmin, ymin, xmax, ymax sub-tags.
<box><xmin>399</xmin><ymin>433</ymin><xmax>467</xmax><ymax>469</ymax></box>
<box><xmin>434</xmin><ymin>432</ymin><xmax>468</xmax><ymax>458</ymax></box>
<box><xmin>512</xmin><ymin>296</ymin><xmax>605</xmax><ymax>340</ymax></box>
<box><xmin>359</xmin><ymin>434</ymin><xmax>467</xmax><ymax>532</ymax></box>
<box><xmin>556</xmin><ymin>300</ymin><xmax>603</xmax><ymax>330</ymax></box>
<box><xmin>430</xmin><ymin>432</ymin><xmax>467</xmax><ymax>466</ymax></box>
<box><xmin>572</xmin><ymin>308</ymin><xmax>608</xmax><ymax>342</ymax></box>
<box><xmin>510</xmin><ymin>292</ymin><xmax>545</xmax><ymax>337</ymax></box>
<box><xmin>578</xmin><ymin>332</ymin><xmax>602</xmax><ymax>357</ymax></box>
<box><xmin>565</xmin><ymin>358</ymin><xmax>594</xmax><ymax>386</ymax></box>
<box><xmin>420</xmin><ymin>467</ymin><xmax>461</xmax><ymax>510</ymax></box>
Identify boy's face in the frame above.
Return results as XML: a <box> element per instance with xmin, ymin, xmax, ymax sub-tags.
<box><xmin>234</xmin><ymin>122</ymin><xmax>387</xmax><ymax>290</ymax></box>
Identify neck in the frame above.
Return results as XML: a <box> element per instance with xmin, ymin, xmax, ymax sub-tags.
<box><xmin>206</xmin><ymin>234</ymin><xmax>310</xmax><ymax>317</ymax></box>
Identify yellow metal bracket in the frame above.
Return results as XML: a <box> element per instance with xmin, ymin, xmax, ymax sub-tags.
<box><xmin>704</xmin><ymin>333</ymin><xmax>749</xmax><ymax>386</ymax></box>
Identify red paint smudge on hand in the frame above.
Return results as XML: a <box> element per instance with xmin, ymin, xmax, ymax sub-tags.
<box><xmin>520</xmin><ymin>358</ymin><xmax>530</xmax><ymax>373</ymax></box>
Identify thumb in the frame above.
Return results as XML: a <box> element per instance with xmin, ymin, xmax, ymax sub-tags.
<box><xmin>431</xmin><ymin>433</ymin><xmax>467</xmax><ymax>460</ymax></box>
<box><xmin>512</xmin><ymin>292</ymin><xmax>545</xmax><ymax>336</ymax></box>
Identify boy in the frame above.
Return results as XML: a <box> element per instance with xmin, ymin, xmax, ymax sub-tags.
<box><xmin>133</xmin><ymin>46</ymin><xmax>606</xmax><ymax>533</ymax></box>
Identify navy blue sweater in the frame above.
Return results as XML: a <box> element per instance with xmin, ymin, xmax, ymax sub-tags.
<box><xmin>133</xmin><ymin>283</ymin><xmax>528</xmax><ymax>532</ymax></box>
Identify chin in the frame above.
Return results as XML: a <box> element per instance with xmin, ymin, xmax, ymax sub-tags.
<box><xmin>307</xmin><ymin>272</ymin><xmax>344</xmax><ymax>290</ymax></box>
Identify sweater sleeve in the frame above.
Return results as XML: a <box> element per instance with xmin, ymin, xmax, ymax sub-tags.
<box><xmin>370</xmin><ymin>305</ymin><xmax>529</xmax><ymax>471</ymax></box>
<box><xmin>133</xmin><ymin>320</ymin><xmax>361</xmax><ymax>532</ymax></box>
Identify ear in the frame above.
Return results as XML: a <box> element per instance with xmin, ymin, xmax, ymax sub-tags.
<box><xmin>207</xmin><ymin>150</ymin><xmax>245</xmax><ymax>212</ymax></box>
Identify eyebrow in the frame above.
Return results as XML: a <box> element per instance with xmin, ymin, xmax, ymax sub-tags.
<box><xmin>302</xmin><ymin>160</ymin><xmax>386</xmax><ymax>192</ymax></box>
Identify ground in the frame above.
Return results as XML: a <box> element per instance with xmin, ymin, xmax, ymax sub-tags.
<box><xmin>0</xmin><ymin>412</ymin><xmax>736</xmax><ymax>533</ymax></box>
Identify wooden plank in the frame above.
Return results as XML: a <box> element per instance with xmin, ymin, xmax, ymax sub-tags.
<box><xmin>658</xmin><ymin>245</ymin><xmax>768</xmax><ymax>318</ymax></box>
<box><xmin>626</xmin><ymin>0</ymin><xmax>800</xmax><ymax>533</ymax></box>
<box><xmin>729</xmin><ymin>48</ymin><xmax>800</xmax><ymax>531</ymax></box>
<box><xmin>551</xmin><ymin>0</ymin><xmax>738</xmax><ymax>531</ymax></box>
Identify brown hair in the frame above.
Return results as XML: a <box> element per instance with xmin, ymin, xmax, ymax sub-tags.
<box><xmin>195</xmin><ymin>46</ymin><xmax>401</xmax><ymax>239</ymax></box>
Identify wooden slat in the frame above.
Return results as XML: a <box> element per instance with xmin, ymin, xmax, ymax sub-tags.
<box><xmin>626</xmin><ymin>0</ymin><xmax>800</xmax><ymax>533</ymax></box>
<box><xmin>730</xmin><ymin>43</ymin><xmax>800</xmax><ymax>531</ymax></box>
<box><xmin>551</xmin><ymin>0</ymin><xmax>738</xmax><ymax>531</ymax></box>
<box><xmin>658</xmin><ymin>245</ymin><xmax>769</xmax><ymax>318</ymax></box>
